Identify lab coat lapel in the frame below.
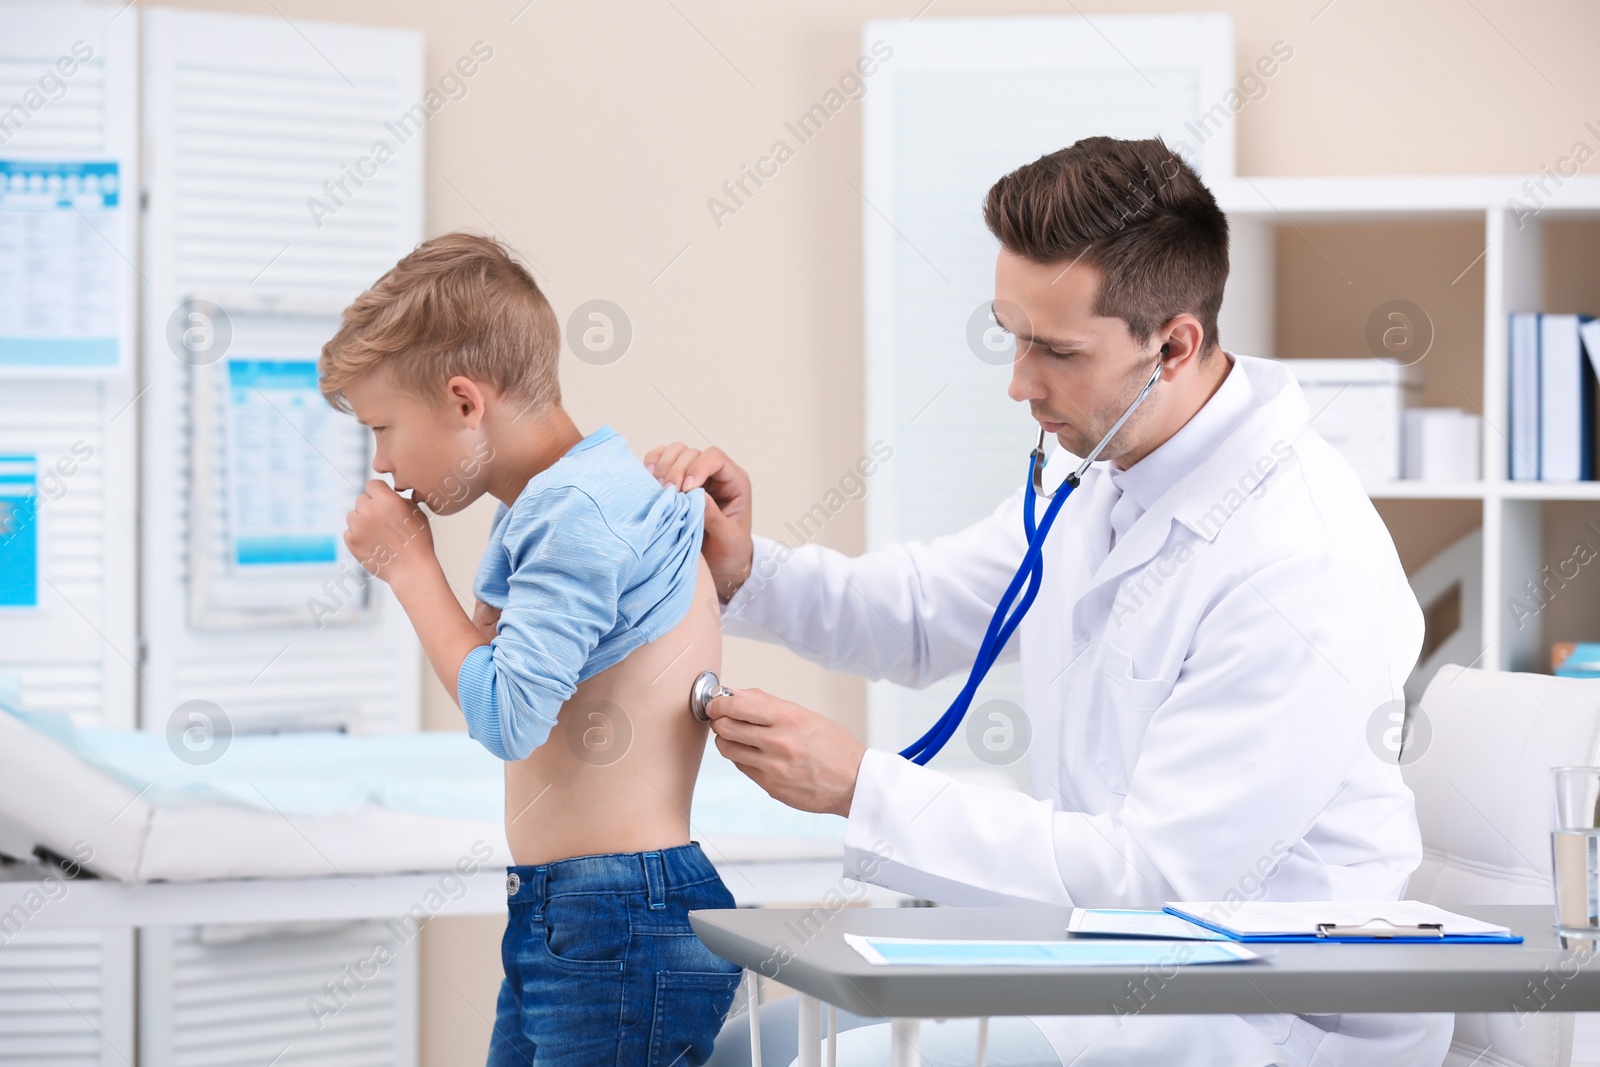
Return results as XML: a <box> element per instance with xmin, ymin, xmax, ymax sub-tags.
<box><xmin>1083</xmin><ymin>498</ymin><xmax>1175</xmax><ymax>597</ymax></box>
<box><xmin>1079</xmin><ymin>373</ymin><xmax>1313</xmax><ymax>596</ymax></box>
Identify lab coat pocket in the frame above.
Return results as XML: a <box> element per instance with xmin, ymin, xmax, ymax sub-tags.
<box><xmin>1101</xmin><ymin>643</ymin><xmax>1176</xmax><ymax>713</ymax></box>
<box><xmin>1096</xmin><ymin>644</ymin><xmax>1176</xmax><ymax>793</ymax></box>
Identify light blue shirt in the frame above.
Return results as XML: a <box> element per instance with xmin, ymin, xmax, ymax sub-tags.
<box><xmin>455</xmin><ymin>425</ymin><xmax>706</xmax><ymax>761</ymax></box>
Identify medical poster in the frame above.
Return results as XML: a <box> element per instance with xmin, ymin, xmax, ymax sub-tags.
<box><xmin>0</xmin><ymin>454</ymin><xmax>39</xmax><ymax>609</ymax></box>
<box><xmin>224</xmin><ymin>359</ymin><xmax>347</xmax><ymax>570</ymax></box>
<box><xmin>0</xmin><ymin>160</ymin><xmax>123</xmax><ymax>373</ymax></box>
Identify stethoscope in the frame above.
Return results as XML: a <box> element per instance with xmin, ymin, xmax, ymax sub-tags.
<box><xmin>689</xmin><ymin>352</ymin><xmax>1166</xmax><ymax>767</ymax></box>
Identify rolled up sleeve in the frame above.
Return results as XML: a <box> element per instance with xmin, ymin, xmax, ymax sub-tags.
<box><xmin>456</xmin><ymin>487</ymin><xmax>632</xmax><ymax>761</ymax></box>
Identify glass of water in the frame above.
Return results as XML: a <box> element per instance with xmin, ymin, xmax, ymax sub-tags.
<box><xmin>1551</xmin><ymin>767</ymin><xmax>1600</xmax><ymax>939</ymax></box>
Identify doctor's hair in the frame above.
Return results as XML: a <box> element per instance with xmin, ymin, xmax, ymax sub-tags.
<box><xmin>983</xmin><ymin>136</ymin><xmax>1229</xmax><ymax>358</ymax></box>
<box><xmin>318</xmin><ymin>231</ymin><xmax>560</xmax><ymax>414</ymax></box>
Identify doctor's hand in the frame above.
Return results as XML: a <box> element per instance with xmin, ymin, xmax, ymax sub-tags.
<box><xmin>343</xmin><ymin>480</ymin><xmax>439</xmax><ymax>585</ymax></box>
<box><xmin>705</xmin><ymin>688</ymin><xmax>865</xmax><ymax>818</ymax></box>
<box><xmin>643</xmin><ymin>442</ymin><xmax>753</xmax><ymax>604</ymax></box>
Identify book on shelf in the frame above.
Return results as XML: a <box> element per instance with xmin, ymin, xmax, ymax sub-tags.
<box><xmin>1553</xmin><ymin>642</ymin><xmax>1600</xmax><ymax>678</ymax></box>
<box><xmin>1509</xmin><ymin>312</ymin><xmax>1598</xmax><ymax>481</ymax></box>
<box><xmin>1510</xmin><ymin>312</ymin><xmax>1540</xmax><ymax>480</ymax></box>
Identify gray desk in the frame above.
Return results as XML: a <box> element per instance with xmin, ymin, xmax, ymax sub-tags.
<box><xmin>690</xmin><ymin>904</ymin><xmax>1599</xmax><ymax>1067</ymax></box>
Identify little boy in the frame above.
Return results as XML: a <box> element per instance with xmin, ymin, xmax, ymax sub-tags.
<box><xmin>318</xmin><ymin>232</ymin><xmax>741</xmax><ymax>1066</ymax></box>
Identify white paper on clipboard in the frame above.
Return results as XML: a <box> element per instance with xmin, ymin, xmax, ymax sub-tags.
<box><xmin>843</xmin><ymin>933</ymin><xmax>1260</xmax><ymax>967</ymax></box>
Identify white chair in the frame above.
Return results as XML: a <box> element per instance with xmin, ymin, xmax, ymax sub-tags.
<box><xmin>1405</xmin><ymin>665</ymin><xmax>1600</xmax><ymax>1067</ymax></box>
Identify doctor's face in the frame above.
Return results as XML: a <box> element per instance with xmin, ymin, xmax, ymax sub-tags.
<box><xmin>995</xmin><ymin>251</ymin><xmax>1165</xmax><ymax>465</ymax></box>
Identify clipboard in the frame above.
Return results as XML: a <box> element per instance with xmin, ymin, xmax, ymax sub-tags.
<box><xmin>1161</xmin><ymin>902</ymin><xmax>1523</xmax><ymax>944</ymax></box>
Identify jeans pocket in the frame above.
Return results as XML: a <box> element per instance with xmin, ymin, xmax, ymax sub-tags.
<box><xmin>648</xmin><ymin>967</ymin><xmax>743</xmax><ymax>1067</ymax></box>
<box><xmin>540</xmin><ymin>892</ymin><xmax>629</xmax><ymax>968</ymax></box>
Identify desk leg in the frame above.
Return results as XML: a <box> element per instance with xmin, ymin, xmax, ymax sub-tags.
<box><xmin>827</xmin><ymin>1005</ymin><xmax>838</xmax><ymax>1067</ymax></box>
<box><xmin>975</xmin><ymin>1017</ymin><xmax>988</xmax><ymax>1067</ymax></box>
<box><xmin>796</xmin><ymin>992</ymin><xmax>822</xmax><ymax>1067</ymax></box>
<box><xmin>746</xmin><ymin>971</ymin><xmax>763</xmax><ymax>1067</ymax></box>
<box><xmin>889</xmin><ymin>1018</ymin><xmax>921</xmax><ymax>1067</ymax></box>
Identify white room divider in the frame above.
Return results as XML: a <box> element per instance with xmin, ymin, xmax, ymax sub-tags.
<box><xmin>0</xmin><ymin>7</ymin><xmax>139</xmax><ymax>1063</ymax></box>
<box><xmin>135</xmin><ymin>11</ymin><xmax>427</xmax><ymax>1063</ymax></box>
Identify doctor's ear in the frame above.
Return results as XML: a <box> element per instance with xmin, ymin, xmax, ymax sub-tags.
<box><xmin>1153</xmin><ymin>316</ymin><xmax>1206</xmax><ymax>371</ymax></box>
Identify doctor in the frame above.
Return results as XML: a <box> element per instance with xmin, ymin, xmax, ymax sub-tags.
<box><xmin>649</xmin><ymin>136</ymin><xmax>1451</xmax><ymax>1067</ymax></box>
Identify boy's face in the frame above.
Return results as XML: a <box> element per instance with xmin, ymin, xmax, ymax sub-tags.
<box><xmin>341</xmin><ymin>366</ymin><xmax>491</xmax><ymax>515</ymax></box>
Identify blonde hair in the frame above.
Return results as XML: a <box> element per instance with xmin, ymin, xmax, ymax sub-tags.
<box><xmin>319</xmin><ymin>231</ymin><xmax>561</xmax><ymax>413</ymax></box>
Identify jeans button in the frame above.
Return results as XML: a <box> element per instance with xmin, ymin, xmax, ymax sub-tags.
<box><xmin>506</xmin><ymin>871</ymin><xmax>520</xmax><ymax>895</ymax></box>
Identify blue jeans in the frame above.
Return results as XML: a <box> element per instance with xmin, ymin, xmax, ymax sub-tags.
<box><xmin>486</xmin><ymin>841</ymin><xmax>743</xmax><ymax>1067</ymax></box>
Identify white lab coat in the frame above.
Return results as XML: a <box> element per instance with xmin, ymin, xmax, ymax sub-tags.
<box><xmin>721</xmin><ymin>354</ymin><xmax>1452</xmax><ymax>1066</ymax></box>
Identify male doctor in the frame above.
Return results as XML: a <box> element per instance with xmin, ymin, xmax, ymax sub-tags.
<box><xmin>650</xmin><ymin>136</ymin><xmax>1452</xmax><ymax>1067</ymax></box>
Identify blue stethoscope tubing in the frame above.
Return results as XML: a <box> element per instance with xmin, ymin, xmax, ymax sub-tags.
<box><xmin>897</xmin><ymin>361</ymin><xmax>1164</xmax><ymax>766</ymax></box>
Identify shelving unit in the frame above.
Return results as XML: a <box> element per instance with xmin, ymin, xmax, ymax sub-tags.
<box><xmin>1212</xmin><ymin>175</ymin><xmax>1600</xmax><ymax>675</ymax></box>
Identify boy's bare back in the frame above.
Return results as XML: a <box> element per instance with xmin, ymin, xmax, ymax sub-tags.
<box><xmin>495</xmin><ymin>557</ymin><xmax>721</xmax><ymax>865</ymax></box>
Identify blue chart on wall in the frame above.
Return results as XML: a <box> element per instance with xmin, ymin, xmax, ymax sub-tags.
<box><xmin>0</xmin><ymin>454</ymin><xmax>39</xmax><ymax>609</ymax></box>
<box><xmin>224</xmin><ymin>359</ymin><xmax>346</xmax><ymax>569</ymax></box>
<box><xmin>0</xmin><ymin>160</ymin><xmax>122</xmax><ymax>373</ymax></box>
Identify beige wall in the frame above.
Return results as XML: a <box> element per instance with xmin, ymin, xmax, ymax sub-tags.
<box><xmin>150</xmin><ymin>0</ymin><xmax>1600</xmax><ymax>1060</ymax></box>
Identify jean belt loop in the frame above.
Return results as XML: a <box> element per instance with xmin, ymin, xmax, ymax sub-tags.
<box><xmin>643</xmin><ymin>851</ymin><xmax>667</xmax><ymax>910</ymax></box>
<box><xmin>530</xmin><ymin>865</ymin><xmax>550</xmax><ymax>922</ymax></box>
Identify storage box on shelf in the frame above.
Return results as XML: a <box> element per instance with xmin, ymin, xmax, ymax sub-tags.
<box><xmin>1283</xmin><ymin>358</ymin><xmax>1421</xmax><ymax>483</ymax></box>
<box><xmin>1403</xmin><ymin>408</ymin><xmax>1483</xmax><ymax>483</ymax></box>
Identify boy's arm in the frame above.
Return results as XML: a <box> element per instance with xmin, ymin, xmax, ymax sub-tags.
<box><xmin>455</xmin><ymin>486</ymin><xmax>629</xmax><ymax>761</ymax></box>
<box><xmin>342</xmin><ymin>480</ymin><xmax>486</xmax><ymax>704</ymax></box>
<box><xmin>390</xmin><ymin>567</ymin><xmax>489</xmax><ymax>705</ymax></box>
<box><xmin>343</xmin><ymin>479</ymin><xmax>629</xmax><ymax>761</ymax></box>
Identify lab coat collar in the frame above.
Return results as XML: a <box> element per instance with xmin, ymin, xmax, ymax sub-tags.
<box><xmin>1107</xmin><ymin>351</ymin><xmax>1251</xmax><ymax>516</ymax></box>
<box><xmin>1077</xmin><ymin>354</ymin><xmax>1308</xmax><ymax>592</ymax></box>
<box><xmin>1168</xmin><ymin>355</ymin><xmax>1310</xmax><ymax>542</ymax></box>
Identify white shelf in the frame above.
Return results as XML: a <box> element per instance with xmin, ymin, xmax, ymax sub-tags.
<box><xmin>1215</xmin><ymin>175</ymin><xmax>1600</xmax><ymax>220</ymax></box>
<box><xmin>1364</xmin><ymin>482</ymin><xmax>1600</xmax><ymax>501</ymax></box>
<box><xmin>1496</xmin><ymin>481</ymin><xmax>1600</xmax><ymax>500</ymax></box>
<box><xmin>1365</xmin><ymin>481</ymin><xmax>1488</xmax><ymax>500</ymax></box>
<box><xmin>1219</xmin><ymin>179</ymin><xmax>1600</xmax><ymax>674</ymax></box>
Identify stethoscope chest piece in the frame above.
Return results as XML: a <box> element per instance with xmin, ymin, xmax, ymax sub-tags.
<box><xmin>689</xmin><ymin>670</ymin><xmax>731</xmax><ymax>722</ymax></box>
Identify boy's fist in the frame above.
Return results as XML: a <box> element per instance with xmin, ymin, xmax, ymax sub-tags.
<box><xmin>344</xmin><ymin>480</ymin><xmax>437</xmax><ymax>582</ymax></box>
